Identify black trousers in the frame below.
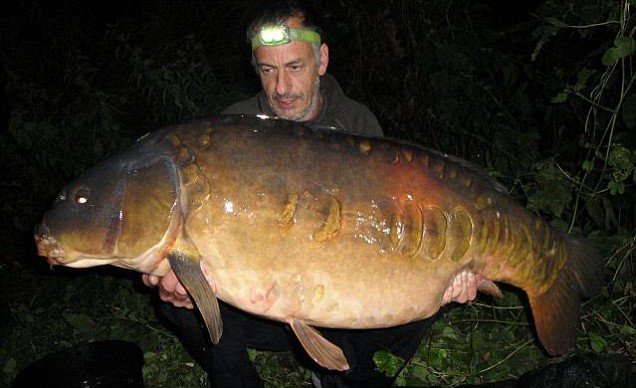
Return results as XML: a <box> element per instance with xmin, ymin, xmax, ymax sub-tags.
<box><xmin>158</xmin><ymin>301</ymin><xmax>439</xmax><ymax>387</ymax></box>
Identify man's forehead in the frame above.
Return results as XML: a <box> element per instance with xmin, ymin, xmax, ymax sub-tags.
<box><xmin>254</xmin><ymin>40</ymin><xmax>315</xmax><ymax>65</ymax></box>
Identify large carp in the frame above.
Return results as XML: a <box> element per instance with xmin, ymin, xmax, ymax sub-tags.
<box><xmin>35</xmin><ymin>115</ymin><xmax>603</xmax><ymax>371</ymax></box>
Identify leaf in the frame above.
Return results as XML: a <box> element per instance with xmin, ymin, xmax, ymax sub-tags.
<box><xmin>585</xmin><ymin>196</ymin><xmax>604</xmax><ymax>228</ymax></box>
<box><xmin>574</xmin><ymin>68</ymin><xmax>596</xmax><ymax>91</ymax></box>
<box><xmin>531</xmin><ymin>26</ymin><xmax>558</xmax><ymax>61</ymax></box>
<box><xmin>528</xmin><ymin>184</ymin><xmax>571</xmax><ymax>217</ymax></box>
<box><xmin>528</xmin><ymin>160</ymin><xmax>572</xmax><ymax>217</ymax></box>
<box><xmin>601</xmin><ymin>37</ymin><xmax>636</xmax><ymax>65</ymax></box>
<box><xmin>550</xmin><ymin>90</ymin><xmax>568</xmax><ymax>103</ymax></box>
<box><xmin>619</xmin><ymin>325</ymin><xmax>635</xmax><ymax>336</ymax></box>
<box><xmin>373</xmin><ymin>350</ymin><xmax>406</xmax><ymax>377</ymax></box>
<box><xmin>425</xmin><ymin>347</ymin><xmax>450</xmax><ymax>370</ymax></box>
<box><xmin>589</xmin><ymin>332</ymin><xmax>608</xmax><ymax>353</ymax></box>
<box><xmin>607</xmin><ymin>144</ymin><xmax>634</xmax><ymax>182</ymax></box>
<box><xmin>441</xmin><ymin>325</ymin><xmax>461</xmax><ymax>342</ymax></box>
<box><xmin>607</xmin><ymin>180</ymin><xmax>625</xmax><ymax>195</ymax></box>
<box><xmin>247</xmin><ymin>348</ymin><xmax>257</xmax><ymax>363</ymax></box>
<box><xmin>544</xmin><ymin>17</ymin><xmax>566</xmax><ymax>27</ymax></box>
<box><xmin>394</xmin><ymin>374</ymin><xmax>407</xmax><ymax>386</ymax></box>
<box><xmin>63</xmin><ymin>312</ymin><xmax>96</xmax><ymax>334</ymax></box>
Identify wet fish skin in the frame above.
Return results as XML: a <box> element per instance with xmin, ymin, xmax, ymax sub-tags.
<box><xmin>35</xmin><ymin>115</ymin><xmax>604</xmax><ymax>370</ymax></box>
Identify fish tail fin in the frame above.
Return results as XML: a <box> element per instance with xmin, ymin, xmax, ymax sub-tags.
<box><xmin>528</xmin><ymin>236</ymin><xmax>604</xmax><ymax>355</ymax></box>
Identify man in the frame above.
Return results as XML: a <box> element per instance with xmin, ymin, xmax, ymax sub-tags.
<box><xmin>143</xmin><ymin>1</ymin><xmax>440</xmax><ymax>386</ymax></box>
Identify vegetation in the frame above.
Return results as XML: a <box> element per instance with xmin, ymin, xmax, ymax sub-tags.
<box><xmin>1</xmin><ymin>0</ymin><xmax>633</xmax><ymax>386</ymax></box>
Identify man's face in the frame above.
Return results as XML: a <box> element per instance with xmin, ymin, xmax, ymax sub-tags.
<box><xmin>254</xmin><ymin>35</ymin><xmax>328</xmax><ymax>121</ymax></box>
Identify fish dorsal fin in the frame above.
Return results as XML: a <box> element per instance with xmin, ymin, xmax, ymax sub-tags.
<box><xmin>289</xmin><ymin>319</ymin><xmax>349</xmax><ymax>371</ymax></box>
<box><xmin>168</xmin><ymin>249</ymin><xmax>223</xmax><ymax>344</ymax></box>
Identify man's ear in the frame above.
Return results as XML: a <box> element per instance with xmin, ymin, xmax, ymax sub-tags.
<box><xmin>318</xmin><ymin>43</ymin><xmax>329</xmax><ymax>76</ymax></box>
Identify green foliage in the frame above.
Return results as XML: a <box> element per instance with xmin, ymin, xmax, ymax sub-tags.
<box><xmin>602</xmin><ymin>36</ymin><xmax>636</xmax><ymax>66</ymax></box>
<box><xmin>251</xmin><ymin>351</ymin><xmax>310</xmax><ymax>387</ymax></box>
<box><xmin>547</xmin><ymin>4</ymin><xmax>632</xmax><ymax>222</ymax></box>
<box><xmin>373</xmin><ymin>350</ymin><xmax>406</xmax><ymax>378</ymax></box>
<box><xmin>0</xmin><ymin>264</ymin><xmax>208</xmax><ymax>387</ymax></box>
<box><xmin>112</xmin><ymin>31</ymin><xmax>239</xmax><ymax>125</ymax></box>
<box><xmin>526</xmin><ymin>160</ymin><xmax>573</xmax><ymax>218</ymax></box>
<box><xmin>395</xmin><ymin>292</ymin><xmax>549</xmax><ymax>386</ymax></box>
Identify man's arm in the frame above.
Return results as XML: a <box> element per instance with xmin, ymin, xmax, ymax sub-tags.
<box><xmin>330</xmin><ymin>99</ymin><xmax>384</xmax><ymax>138</ymax></box>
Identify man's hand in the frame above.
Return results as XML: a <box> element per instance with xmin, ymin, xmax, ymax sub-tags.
<box><xmin>142</xmin><ymin>269</ymin><xmax>194</xmax><ymax>309</ymax></box>
<box><xmin>441</xmin><ymin>270</ymin><xmax>479</xmax><ymax>305</ymax></box>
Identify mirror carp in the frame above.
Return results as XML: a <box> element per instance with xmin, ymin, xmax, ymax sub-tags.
<box><xmin>35</xmin><ymin>115</ymin><xmax>604</xmax><ymax>371</ymax></box>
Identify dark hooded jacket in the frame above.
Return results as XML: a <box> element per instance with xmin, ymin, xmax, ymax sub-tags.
<box><xmin>222</xmin><ymin>73</ymin><xmax>383</xmax><ymax>137</ymax></box>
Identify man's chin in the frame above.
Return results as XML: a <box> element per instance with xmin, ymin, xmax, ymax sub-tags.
<box><xmin>274</xmin><ymin>109</ymin><xmax>302</xmax><ymax>121</ymax></box>
<box><xmin>272</xmin><ymin>99</ymin><xmax>316</xmax><ymax>121</ymax></box>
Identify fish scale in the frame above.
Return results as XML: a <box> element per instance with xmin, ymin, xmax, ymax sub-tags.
<box><xmin>35</xmin><ymin>115</ymin><xmax>604</xmax><ymax>371</ymax></box>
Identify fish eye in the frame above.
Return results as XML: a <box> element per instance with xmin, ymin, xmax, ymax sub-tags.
<box><xmin>74</xmin><ymin>187</ymin><xmax>90</xmax><ymax>205</ymax></box>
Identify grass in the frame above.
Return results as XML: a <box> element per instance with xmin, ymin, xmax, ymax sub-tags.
<box><xmin>0</xmin><ymin>261</ymin><xmax>207</xmax><ymax>387</ymax></box>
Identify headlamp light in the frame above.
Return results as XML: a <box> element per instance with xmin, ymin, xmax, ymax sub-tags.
<box><xmin>251</xmin><ymin>24</ymin><xmax>321</xmax><ymax>49</ymax></box>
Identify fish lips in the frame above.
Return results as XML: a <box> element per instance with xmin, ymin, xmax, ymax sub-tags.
<box><xmin>34</xmin><ymin>222</ymin><xmax>65</xmax><ymax>266</ymax></box>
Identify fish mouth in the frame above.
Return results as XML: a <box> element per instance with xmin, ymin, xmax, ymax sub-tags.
<box><xmin>34</xmin><ymin>222</ymin><xmax>65</xmax><ymax>266</ymax></box>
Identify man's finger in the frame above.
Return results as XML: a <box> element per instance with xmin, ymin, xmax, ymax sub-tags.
<box><xmin>157</xmin><ymin>269</ymin><xmax>195</xmax><ymax>309</ymax></box>
<box><xmin>142</xmin><ymin>273</ymin><xmax>160</xmax><ymax>287</ymax></box>
<box><xmin>158</xmin><ymin>270</ymin><xmax>179</xmax><ymax>293</ymax></box>
<box><xmin>175</xmin><ymin>282</ymin><xmax>188</xmax><ymax>297</ymax></box>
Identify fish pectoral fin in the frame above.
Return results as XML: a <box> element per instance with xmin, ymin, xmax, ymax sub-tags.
<box><xmin>168</xmin><ymin>250</ymin><xmax>223</xmax><ymax>344</ymax></box>
<box><xmin>289</xmin><ymin>319</ymin><xmax>349</xmax><ymax>371</ymax></box>
<box><xmin>477</xmin><ymin>278</ymin><xmax>503</xmax><ymax>299</ymax></box>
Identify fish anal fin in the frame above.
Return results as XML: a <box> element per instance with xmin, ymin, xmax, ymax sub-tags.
<box><xmin>289</xmin><ymin>319</ymin><xmax>349</xmax><ymax>371</ymax></box>
<box><xmin>168</xmin><ymin>250</ymin><xmax>223</xmax><ymax>344</ymax></box>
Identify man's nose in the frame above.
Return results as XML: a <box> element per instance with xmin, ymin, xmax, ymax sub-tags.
<box><xmin>275</xmin><ymin>71</ymin><xmax>290</xmax><ymax>96</ymax></box>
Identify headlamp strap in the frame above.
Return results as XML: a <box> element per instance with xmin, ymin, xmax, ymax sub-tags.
<box><xmin>252</xmin><ymin>24</ymin><xmax>321</xmax><ymax>49</ymax></box>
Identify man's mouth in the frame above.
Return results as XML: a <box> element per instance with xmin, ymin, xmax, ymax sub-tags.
<box><xmin>276</xmin><ymin>98</ymin><xmax>295</xmax><ymax>109</ymax></box>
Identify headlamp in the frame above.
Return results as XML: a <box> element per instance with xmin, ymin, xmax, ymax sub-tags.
<box><xmin>251</xmin><ymin>24</ymin><xmax>321</xmax><ymax>49</ymax></box>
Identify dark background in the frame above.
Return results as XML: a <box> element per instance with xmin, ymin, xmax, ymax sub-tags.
<box><xmin>3</xmin><ymin>0</ymin><xmax>633</xmax><ymax>258</ymax></box>
<box><xmin>1</xmin><ymin>0</ymin><xmax>633</xmax><ymax>386</ymax></box>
